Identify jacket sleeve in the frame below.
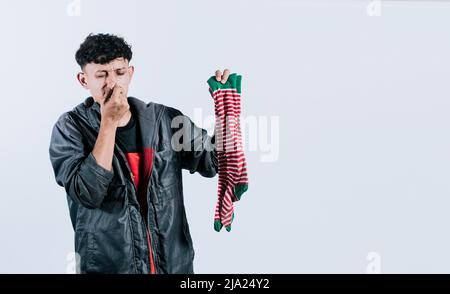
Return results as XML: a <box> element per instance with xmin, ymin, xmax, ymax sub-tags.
<box><xmin>49</xmin><ymin>112</ymin><xmax>114</xmax><ymax>209</ymax></box>
<box><xmin>166</xmin><ymin>106</ymin><xmax>218</xmax><ymax>178</ymax></box>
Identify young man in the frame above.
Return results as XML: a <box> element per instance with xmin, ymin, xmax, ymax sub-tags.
<box><xmin>49</xmin><ymin>33</ymin><xmax>230</xmax><ymax>274</ymax></box>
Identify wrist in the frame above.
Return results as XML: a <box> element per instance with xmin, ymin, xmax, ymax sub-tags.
<box><xmin>100</xmin><ymin>118</ymin><xmax>119</xmax><ymax>130</ymax></box>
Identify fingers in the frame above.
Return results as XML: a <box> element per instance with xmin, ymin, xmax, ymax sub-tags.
<box><xmin>221</xmin><ymin>69</ymin><xmax>230</xmax><ymax>84</ymax></box>
<box><xmin>112</xmin><ymin>85</ymin><xmax>128</xmax><ymax>112</ymax></box>
<box><xmin>104</xmin><ymin>87</ymin><xmax>114</xmax><ymax>103</ymax></box>
<box><xmin>111</xmin><ymin>85</ymin><xmax>123</xmax><ymax>100</ymax></box>
<box><xmin>215</xmin><ymin>70</ymin><xmax>222</xmax><ymax>82</ymax></box>
<box><xmin>98</xmin><ymin>84</ymin><xmax>129</xmax><ymax>123</ymax></box>
<box><xmin>102</xmin><ymin>82</ymin><xmax>116</xmax><ymax>104</ymax></box>
<box><xmin>215</xmin><ymin>69</ymin><xmax>231</xmax><ymax>84</ymax></box>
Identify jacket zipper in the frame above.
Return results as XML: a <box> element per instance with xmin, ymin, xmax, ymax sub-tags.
<box><xmin>145</xmin><ymin>149</ymin><xmax>157</xmax><ymax>274</ymax></box>
<box><xmin>116</xmin><ymin>147</ymin><xmax>157</xmax><ymax>274</ymax></box>
<box><xmin>146</xmin><ymin>227</ymin><xmax>156</xmax><ymax>274</ymax></box>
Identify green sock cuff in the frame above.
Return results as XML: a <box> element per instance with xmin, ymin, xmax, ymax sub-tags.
<box><xmin>234</xmin><ymin>184</ymin><xmax>248</xmax><ymax>200</ymax></box>
<box><xmin>207</xmin><ymin>73</ymin><xmax>242</xmax><ymax>94</ymax></box>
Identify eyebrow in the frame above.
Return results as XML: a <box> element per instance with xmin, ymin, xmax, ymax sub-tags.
<box><xmin>95</xmin><ymin>67</ymin><xmax>127</xmax><ymax>74</ymax></box>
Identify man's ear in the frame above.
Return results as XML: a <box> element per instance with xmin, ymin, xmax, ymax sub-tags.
<box><xmin>77</xmin><ymin>72</ymin><xmax>89</xmax><ymax>90</ymax></box>
<box><xmin>128</xmin><ymin>65</ymin><xmax>135</xmax><ymax>79</ymax></box>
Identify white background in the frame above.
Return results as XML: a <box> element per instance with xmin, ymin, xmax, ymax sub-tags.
<box><xmin>1</xmin><ymin>0</ymin><xmax>450</xmax><ymax>273</ymax></box>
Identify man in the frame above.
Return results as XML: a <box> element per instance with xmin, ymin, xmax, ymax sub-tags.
<box><xmin>49</xmin><ymin>33</ymin><xmax>231</xmax><ymax>274</ymax></box>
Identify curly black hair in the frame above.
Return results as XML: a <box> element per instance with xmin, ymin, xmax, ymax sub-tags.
<box><xmin>75</xmin><ymin>33</ymin><xmax>133</xmax><ymax>69</ymax></box>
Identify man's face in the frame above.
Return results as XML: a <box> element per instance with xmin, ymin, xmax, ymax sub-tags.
<box><xmin>77</xmin><ymin>57</ymin><xmax>134</xmax><ymax>103</ymax></box>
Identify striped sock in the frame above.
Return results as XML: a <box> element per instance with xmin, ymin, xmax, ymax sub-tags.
<box><xmin>207</xmin><ymin>73</ymin><xmax>249</xmax><ymax>232</ymax></box>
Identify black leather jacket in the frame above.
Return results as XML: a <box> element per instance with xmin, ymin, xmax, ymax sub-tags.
<box><xmin>49</xmin><ymin>96</ymin><xmax>217</xmax><ymax>273</ymax></box>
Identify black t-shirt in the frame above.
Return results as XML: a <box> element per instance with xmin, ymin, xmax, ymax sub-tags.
<box><xmin>115</xmin><ymin>112</ymin><xmax>141</xmax><ymax>153</ymax></box>
<box><xmin>115</xmin><ymin>110</ymin><xmax>142</xmax><ymax>190</ymax></box>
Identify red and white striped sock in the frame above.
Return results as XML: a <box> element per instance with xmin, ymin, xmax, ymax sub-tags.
<box><xmin>208</xmin><ymin>73</ymin><xmax>248</xmax><ymax>232</ymax></box>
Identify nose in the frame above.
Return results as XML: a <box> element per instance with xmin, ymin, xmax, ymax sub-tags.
<box><xmin>105</xmin><ymin>74</ymin><xmax>117</xmax><ymax>89</ymax></box>
<box><xmin>106</xmin><ymin>78</ymin><xmax>117</xmax><ymax>88</ymax></box>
